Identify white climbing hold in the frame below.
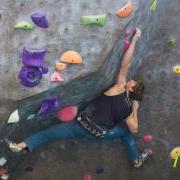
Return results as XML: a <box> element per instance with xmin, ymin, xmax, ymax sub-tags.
<box><xmin>27</xmin><ymin>114</ymin><xmax>36</xmax><ymax>120</ymax></box>
<box><xmin>0</xmin><ymin>157</ymin><xmax>7</xmax><ymax>166</ymax></box>
<box><xmin>7</xmin><ymin>109</ymin><xmax>19</xmax><ymax>124</ymax></box>
<box><xmin>1</xmin><ymin>174</ymin><xmax>9</xmax><ymax>180</ymax></box>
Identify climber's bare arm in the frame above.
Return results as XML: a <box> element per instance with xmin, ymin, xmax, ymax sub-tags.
<box><xmin>104</xmin><ymin>28</ymin><xmax>141</xmax><ymax>96</ymax></box>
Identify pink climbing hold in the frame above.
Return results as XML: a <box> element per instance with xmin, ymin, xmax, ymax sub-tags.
<box><xmin>143</xmin><ymin>134</ymin><xmax>153</xmax><ymax>143</ymax></box>
<box><xmin>84</xmin><ymin>174</ymin><xmax>92</xmax><ymax>180</ymax></box>
<box><xmin>0</xmin><ymin>166</ymin><xmax>8</xmax><ymax>177</ymax></box>
<box><xmin>123</xmin><ymin>39</ymin><xmax>130</xmax><ymax>51</ymax></box>
<box><xmin>147</xmin><ymin>148</ymin><xmax>153</xmax><ymax>156</ymax></box>
<box><xmin>50</xmin><ymin>71</ymin><xmax>64</xmax><ymax>82</ymax></box>
<box><xmin>124</xmin><ymin>30</ymin><xmax>131</xmax><ymax>38</ymax></box>
<box><xmin>57</xmin><ymin>105</ymin><xmax>78</xmax><ymax>122</ymax></box>
<box><xmin>123</xmin><ymin>28</ymin><xmax>137</xmax><ymax>51</ymax></box>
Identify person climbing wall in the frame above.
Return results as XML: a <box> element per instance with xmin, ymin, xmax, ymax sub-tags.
<box><xmin>7</xmin><ymin>28</ymin><xmax>152</xmax><ymax>168</ymax></box>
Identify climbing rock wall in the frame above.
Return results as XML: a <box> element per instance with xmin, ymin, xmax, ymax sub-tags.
<box><xmin>0</xmin><ymin>0</ymin><xmax>180</xmax><ymax>179</ymax></box>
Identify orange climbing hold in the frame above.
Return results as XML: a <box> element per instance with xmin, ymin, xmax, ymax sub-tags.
<box><xmin>60</xmin><ymin>51</ymin><xmax>83</xmax><ymax>64</ymax></box>
<box><xmin>55</xmin><ymin>62</ymin><xmax>67</xmax><ymax>72</ymax></box>
<box><xmin>116</xmin><ymin>1</ymin><xmax>133</xmax><ymax>18</ymax></box>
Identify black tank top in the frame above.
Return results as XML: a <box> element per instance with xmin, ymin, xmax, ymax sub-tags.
<box><xmin>83</xmin><ymin>91</ymin><xmax>132</xmax><ymax>129</ymax></box>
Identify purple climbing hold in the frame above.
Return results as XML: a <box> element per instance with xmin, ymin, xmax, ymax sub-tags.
<box><xmin>39</xmin><ymin>66</ymin><xmax>48</xmax><ymax>74</ymax></box>
<box><xmin>18</xmin><ymin>66</ymin><xmax>42</xmax><ymax>87</ymax></box>
<box><xmin>31</xmin><ymin>12</ymin><xmax>49</xmax><ymax>28</ymax></box>
<box><xmin>25</xmin><ymin>166</ymin><xmax>34</xmax><ymax>172</ymax></box>
<box><xmin>18</xmin><ymin>48</ymin><xmax>48</xmax><ymax>87</ymax></box>
<box><xmin>95</xmin><ymin>167</ymin><xmax>104</xmax><ymax>174</ymax></box>
<box><xmin>37</xmin><ymin>98</ymin><xmax>61</xmax><ymax>116</ymax></box>
<box><xmin>22</xmin><ymin>47</ymin><xmax>48</xmax><ymax>68</ymax></box>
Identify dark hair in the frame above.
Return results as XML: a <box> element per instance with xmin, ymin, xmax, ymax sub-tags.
<box><xmin>129</xmin><ymin>80</ymin><xmax>144</xmax><ymax>101</ymax></box>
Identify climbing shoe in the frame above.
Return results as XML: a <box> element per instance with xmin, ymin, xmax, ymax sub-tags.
<box><xmin>133</xmin><ymin>149</ymin><xmax>151</xmax><ymax>168</ymax></box>
<box><xmin>7</xmin><ymin>142</ymin><xmax>23</xmax><ymax>153</ymax></box>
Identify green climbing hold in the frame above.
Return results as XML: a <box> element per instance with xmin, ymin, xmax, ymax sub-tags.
<box><xmin>14</xmin><ymin>21</ymin><xmax>35</xmax><ymax>30</ymax></box>
<box><xmin>80</xmin><ymin>14</ymin><xmax>107</xmax><ymax>27</ymax></box>
<box><xmin>168</xmin><ymin>39</ymin><xmax>176</xmax><ymax>46</ymax></box>
<box><xmin>64</xmin><ymin>27</ymin><xmax>68</xmax><ymax>32</ymax></box>
<box><xmin>150</xmin><ymin>0</ymin><xmax>157</xmax><ymax>11</ymax></box>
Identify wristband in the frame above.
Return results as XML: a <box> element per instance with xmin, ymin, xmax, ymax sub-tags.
<box><xmin>132</xmin><ymin>36</ymin><xmax>139</xmax><ymax>42</ymax></box>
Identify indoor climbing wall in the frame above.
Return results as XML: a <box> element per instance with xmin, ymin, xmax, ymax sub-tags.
<box><xmin>0</xmin><ymin>0</ymin><xmax>140</xmax><ymax>101</ymax></box>
<box><xmin>0</xmin><ymin>0</ymin><xmax>180</xmax><ymax>179</ymax></box>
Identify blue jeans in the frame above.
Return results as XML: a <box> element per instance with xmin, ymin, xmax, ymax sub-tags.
<box><xmin>25</xmin><ymin>121</ymin><xmax>138</xmax><ymax>161</ymax></box>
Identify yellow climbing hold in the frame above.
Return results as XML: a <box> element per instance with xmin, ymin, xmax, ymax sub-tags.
<box><xmin>174</xmin><ymin>156</ymin><xmax>179</xmax><ymax>168</ymax></box>
<box><xmin>172</xmin><ymin>66</ymin><xmax>180</xmax><ymax>74</ymax></box>
<box><xmin>170</xmin><ymin>147</ymin><xmax>180</xmax><ymax>168</ymax></box>
<box><xmin>171</xmin><ymin>147</ymin><xmax>180</xmax><ymax>159</ymax></box>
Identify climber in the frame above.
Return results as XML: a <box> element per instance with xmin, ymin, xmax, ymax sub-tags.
<box><xmin>7</xmin><ymin>28</ymin><xmax>151</xmax><ymax>168</ymax></box>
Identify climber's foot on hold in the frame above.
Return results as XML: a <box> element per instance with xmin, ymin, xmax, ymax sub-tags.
<box><xmin>6</xmin><ymin>140</ymin><xmax>29</xmax><ymax>153</ymax></box>
<box><xmin>8</xmin><ymin>142</ymin><xmax>24</xmax><ymax>153</ymax></box>
<box><xmin>0</xmin><ymin>165</ymin><xmax>9</xmax><ymax>179</ymax></box>
<box><xmin>133</xmin><ymin>149</ymin><xmax>152</xmax><ymax>168</ymax></box>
